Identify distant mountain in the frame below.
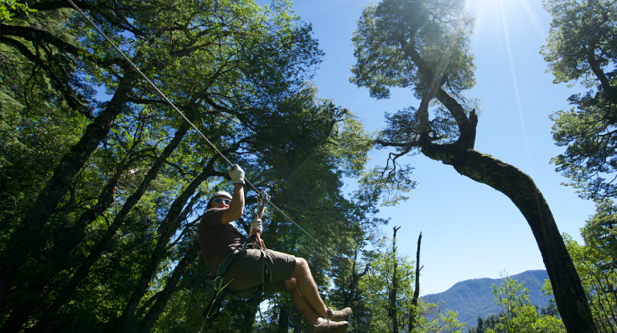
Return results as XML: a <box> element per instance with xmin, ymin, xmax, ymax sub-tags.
<box><xmin>421</xmin><ymin>270</ymin><xmax>553</xmax><ymax>332</ymax></box>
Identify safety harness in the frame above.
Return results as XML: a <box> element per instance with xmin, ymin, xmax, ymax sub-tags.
<box><xmin>202</xmin><ymin>191</ymin><xmax>271</xmax><ymax>322</ymax></box>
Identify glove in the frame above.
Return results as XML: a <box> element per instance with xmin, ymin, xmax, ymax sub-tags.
<box><xmin>251</xmin><ymin>218</ymin><xmax>263</xmax><ymax>234</ymax></box>
<box><xmin>228</xmin><ymin>164</ymin><xmax>245</xmax><ymax>185</ymax></box>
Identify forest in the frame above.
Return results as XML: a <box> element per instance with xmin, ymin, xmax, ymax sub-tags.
<box><xmin>0</xmin><ymin>0</ymin><xmax>615</xmax><ymax>332</ymax></box>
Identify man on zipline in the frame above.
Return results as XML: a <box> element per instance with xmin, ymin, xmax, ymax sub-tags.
<box><xmin>198</xmin><ymin>165</ymin><xmax>351</xmax><ymax>332</ymax></box>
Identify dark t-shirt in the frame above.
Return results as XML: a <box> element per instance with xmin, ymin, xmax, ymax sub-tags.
<box><xmin>198</xmin><ymin>207</ymin><xmax>247</xmax><ymax>275</ymax></box>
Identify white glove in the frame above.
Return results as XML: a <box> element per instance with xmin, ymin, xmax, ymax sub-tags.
<box><xmin>251</xmin><ymin>218</ymin><xmax>263</xmax><ymax>234</ymax></box>
<box><xmin>228</xmin><ymin>164</ymin><xmax>245</xmax><ymax>184</ymax></box>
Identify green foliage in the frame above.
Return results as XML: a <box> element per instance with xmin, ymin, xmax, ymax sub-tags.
<box><xmin>469</xmin><ymin>305</ymin><xmax>564</xmax><ymax>333</ymax></box>
<box><xmin>327</xmin><ymin>230</ymin><xmax>465</xmax><ymax>333</ymax></box>
<box><xmin>360</xmin><ymin>235</ymin><xmax>417</xmax><ymax>331</ymax></box>
<box><xmin>542</xmin><ymin>0</ymin><xmax>617</xmax><ymax>200</ymax></box>
<box><xmin>541</xmin><ymin>0</ymin><xmax>617</xmax><ymax>87</ymax></box>
<box><xmin>0</xmin><ymin>0</ymin><xmax>36</xmax><ymax>21</ymax></box>
<box><xmin>0</xmin><ymin>1</ymin><xmax>386</xmax><ymax>332</ymax></box>
<box><xmin>351</xmin><ymin>0</ymin><xmax>478</xmax><ymax>155</ymax></box>
<box><xmin>561</xmin><ymin>203</ymin><xmax>617</xmax><ymax>333</ymax></box>
<box><xmin>469</xmin><ymin>314</ymin><xmax>503</xmax><ymax>333</ymax></box>
<box><xmin>414</xmin><ymin>301</ymin><xmax>466</xmax><ymax>333</ymax></box>
<box><xmin>351</xmin><ymin>0</ymin><xmax>476</xmax><ymax>100</ymax></box>
<box><xmin>484</xmin><ymin>275</ymin><xmax>565</xmax><ymax>333</ymax></box>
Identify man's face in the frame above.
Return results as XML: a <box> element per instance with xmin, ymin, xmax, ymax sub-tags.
<box><xmin>210</xmin><ymin>196</ymin><xmax>231</xmax><ymax>209</ymax></box>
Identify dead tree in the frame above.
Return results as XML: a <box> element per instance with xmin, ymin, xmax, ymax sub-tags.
<box><xmin>389</xmin><ymin>226</ymin><xmax>402</xmax><ymax>333</ymax></box>
<box><xmin>408</xmin><ymin>232</ymin><xmax>423</xmax><ymax>333</ymax></box>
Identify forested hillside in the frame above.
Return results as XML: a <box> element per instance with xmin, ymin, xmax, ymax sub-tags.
<box><xmin>423</xmin><ymin>270</ymin><xmax>552</xmax><ymax>331</ymax></box>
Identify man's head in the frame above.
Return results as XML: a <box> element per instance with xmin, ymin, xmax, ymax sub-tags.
<box><xmin>207</xmin><ymin>191</ymin><xmax>232</xmax><ymax>209</ymax></box>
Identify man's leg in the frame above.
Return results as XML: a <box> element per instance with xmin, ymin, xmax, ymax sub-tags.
<box><xmin>285</xmin><ymin>278</ymin><xmax>320</xmax><ymax>324</ymax></box>
<box><xmin>291</xmin><ymin>258</ymin><xmax>328</xmax><ymax>318</ymax></box>
<box><xmin>285</xmin><ymin>258</ymin><xmax>350</xmax><ymax>332</ymax></box>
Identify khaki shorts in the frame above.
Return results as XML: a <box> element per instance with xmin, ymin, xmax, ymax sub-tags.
<box><xmin>222</xmin><ymin>249</ymin><xmax>296</xmax><ymax>297</ymax></box>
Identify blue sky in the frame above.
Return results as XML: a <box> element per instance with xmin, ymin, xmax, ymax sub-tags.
<box><xmin>282</xmin><ymin>0</ymin><xmax>595</xmax><ymax>296</ymax></box>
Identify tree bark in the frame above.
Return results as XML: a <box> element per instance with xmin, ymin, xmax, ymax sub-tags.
<box><xmin>119</xmin><ymin>156</ymin><xmax>217</xmax><ymax>325</ymax></box>
<box><xmin>422</xmin><ymin>142</ymin><xmax>597</xmax><ymax>332</ymax></box>
<box><xmin>135</xmin><ymin>242</ymin><xmax>202</xmax><ymax>333</ymax></box>
<box><xmin>0</xmin><ymin>69</ymin><xmax>139</xmax><ymax>304</ymax></box>
<box><xmin>408</xmin><ymin>232</ymin><xmax>422</xmax><ymax>333</ymax></box>
<box><xmin>13</xmin><ymin>117</ymin><xmax>192</xmax><ymax>333</ymax></box>
<box><xmin>277</xmin><ymin>307</ymin><xmax>289</xmax><ymax>333</ymax></box>
<box><xmin>389</xmin><ymin>226</ymin><xmax>401</xmax><ymax>333</ymax></box>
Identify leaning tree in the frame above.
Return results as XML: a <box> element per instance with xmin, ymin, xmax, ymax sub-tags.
<box><xmin>350</xmin><ymin>0</ymin><xmax>597</xmax><ymax>331</ymax></box>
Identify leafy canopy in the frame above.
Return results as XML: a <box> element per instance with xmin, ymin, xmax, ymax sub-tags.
<box><xmin>543</xmin><ymin>0</ymin><xmax>617</xmax><ymax>200</ymax></box>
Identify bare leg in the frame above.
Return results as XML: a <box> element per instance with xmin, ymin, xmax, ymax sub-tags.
<box><xmin>285</xmin><ymin>278</ymin><xmax>320</xmax><ymax>325</ymax></box>
<box><xmin>291</xmin><ymin>258</ymin><xmax>328</xmax><ymax>318</ymax></box>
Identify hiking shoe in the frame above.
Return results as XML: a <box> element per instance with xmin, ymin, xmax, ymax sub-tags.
<box><xmin>327</xmin><ymin>307</ymin><xmax>352</xmax><ymax>322</ymax></box>
<box><xmin>310</xmin><ymin>319</ymin><xmax>349</xmax><ymax>333</ymax></box>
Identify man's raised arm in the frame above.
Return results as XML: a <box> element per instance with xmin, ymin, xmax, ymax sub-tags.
<box><xmin>220</xmin><ymin>165</ymin><xmax>245</xmax><ymax>224</ymax></box>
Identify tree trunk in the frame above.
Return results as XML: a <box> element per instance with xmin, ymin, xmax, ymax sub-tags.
<box><xmin>396</xmin><ymin>32</ymin><xmax>597</xmax><ymax>331</ymax></box>
<box><xmin>0</xmin><ymin>69</ymin><xmax>139</xmax><ymax>302</ymax></box>
<box><xmin>408</xmin><ymin>232</ymin><xmax>422</xmax><ymax>333</ymax></box>
<box><xmin>120</xmin><ymin>157</ymin><xmax>216</xmax><ymax>325</ymax></box>
<box><xmin>422</xmin><ymin>142</ymin><xmax>597</xmax><ymax>332</ymax></box>
<box><xmin>135</xmin><ymin>242</ymin><xmax>202</xmax><ymax>333</ymax></box>
<box><xmin>389</xmin><ymin>226</ymin><xmax>401</xmax><ymax>333</ymax></box>
<box><xmin>277</xmin><ymin>307</ymin><xmax>289</xmax><ymax>333</ymax></box>
<box><xmin>227</xmin><ymin>296</ymin><xmax>261</xmax><ymax>332</ymax></box>
<box><xmin>15</xmin><ymin>118</ymin><xmax>192</xmax><ymax>333</ymax></box>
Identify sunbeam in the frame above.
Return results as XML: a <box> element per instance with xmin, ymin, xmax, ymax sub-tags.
<box><xmin>496</xmin><ymin>0</ymin><xmax>535</xmax><ymax>175</ymax></box>
<box><xmin>519</xmin><ymin>0</ymin><xmax>548</xmax><ymax>40</ymax></box>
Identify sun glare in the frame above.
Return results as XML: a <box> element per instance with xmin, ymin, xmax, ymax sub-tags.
<box><xmin>498</xmin><ymin>0</ymin><xmax>535</xmax><ymax>174</ymax></box>
<box><xmin>467</xmin><ymin>0</ymin><xmax>547</xmax><ymax>40</ymax></box>
<box><xmin>465</xmin><ymin>0</ymin><xmax>551</xmax><ymax>175</ymax></box>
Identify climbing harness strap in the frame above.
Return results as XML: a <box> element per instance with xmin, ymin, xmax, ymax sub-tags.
<box><xmin>202</xmin><ymin>239</ymin><xmax>270</xmax><ymax>321</ymax></box>
<box><xmin>203</xmin><ymin>190</ymin><xmax>271</xmax><ymax>321</ymax></box>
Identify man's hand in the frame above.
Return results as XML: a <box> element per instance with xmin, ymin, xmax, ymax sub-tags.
<box><xmin>229</xmin><ymin>165</ymin><xmax>245</xmax><ymax>185</ymax></box>
<box><xmin>250</xmin><ymin>230</ymin><xmax>266</xmax><ymax>249</ymax></box>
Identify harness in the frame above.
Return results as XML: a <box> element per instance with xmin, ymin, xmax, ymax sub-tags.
<box><xmin>202</xmin><ymin>192</ymin><xmax>271</xmax><ymax>322</ymax></box>
<box><xmin>202</xmin><ymin>238</ymin><xmax>270</xmax><ymax>321</ymax></box>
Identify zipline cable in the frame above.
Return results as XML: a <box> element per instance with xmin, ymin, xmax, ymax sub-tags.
<box><xmin>66</xmin><ymin>0</ymin><xmax>337</xmax><ymax>261</ymax></box>
<box><xmin>68</xmin><ymin>6</ymin><xmax>405</xmax><ymax>333</ymax></box>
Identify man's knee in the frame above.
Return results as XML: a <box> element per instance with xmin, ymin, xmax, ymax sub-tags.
<box><xmin>294</xmin><ymin>257</ymin><xmax>308</xmax><ymax>275</ymax></box>
<box><xmin>296</xmin><ymin>257</ymin><xmax>307</xmax><ymax>267</ymax></box>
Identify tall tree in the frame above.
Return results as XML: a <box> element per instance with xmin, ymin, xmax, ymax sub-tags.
<box><xmin>542</xmin><ymin>0</ymin><xmax>617</xmax><ymax>201</ymax></box>
<box><xmin>1</xmin><ymin>1</ymin><xmax>375</xmax><ymax>332</ymax></box>
<box><xmin>389</xmin><ymin>226</ymin><xmax>402</xmax><ymax>333</ymax></box>
<box><xmin>487</xmin><ymin>275</ymin><xmax>566</xmax><ymax>333</ymax></box>
<box><xmin>408</xmin><ymin>232</ymin><xmax>423</xmax><ymax>333</ymax></box>
<box><xmin>561</xmin><ymin>203</ymin><xmax>617</xmax><ymax>332</ymax></box>
<box><xmin>350</xmin><ymin>0</ymin><xmax>596</xmax><ymax>331</ymax></box>
<box><xmin>541</xmin><ymin>0</ymin><xmax>617</xmax><ymax>329</ymax></box>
